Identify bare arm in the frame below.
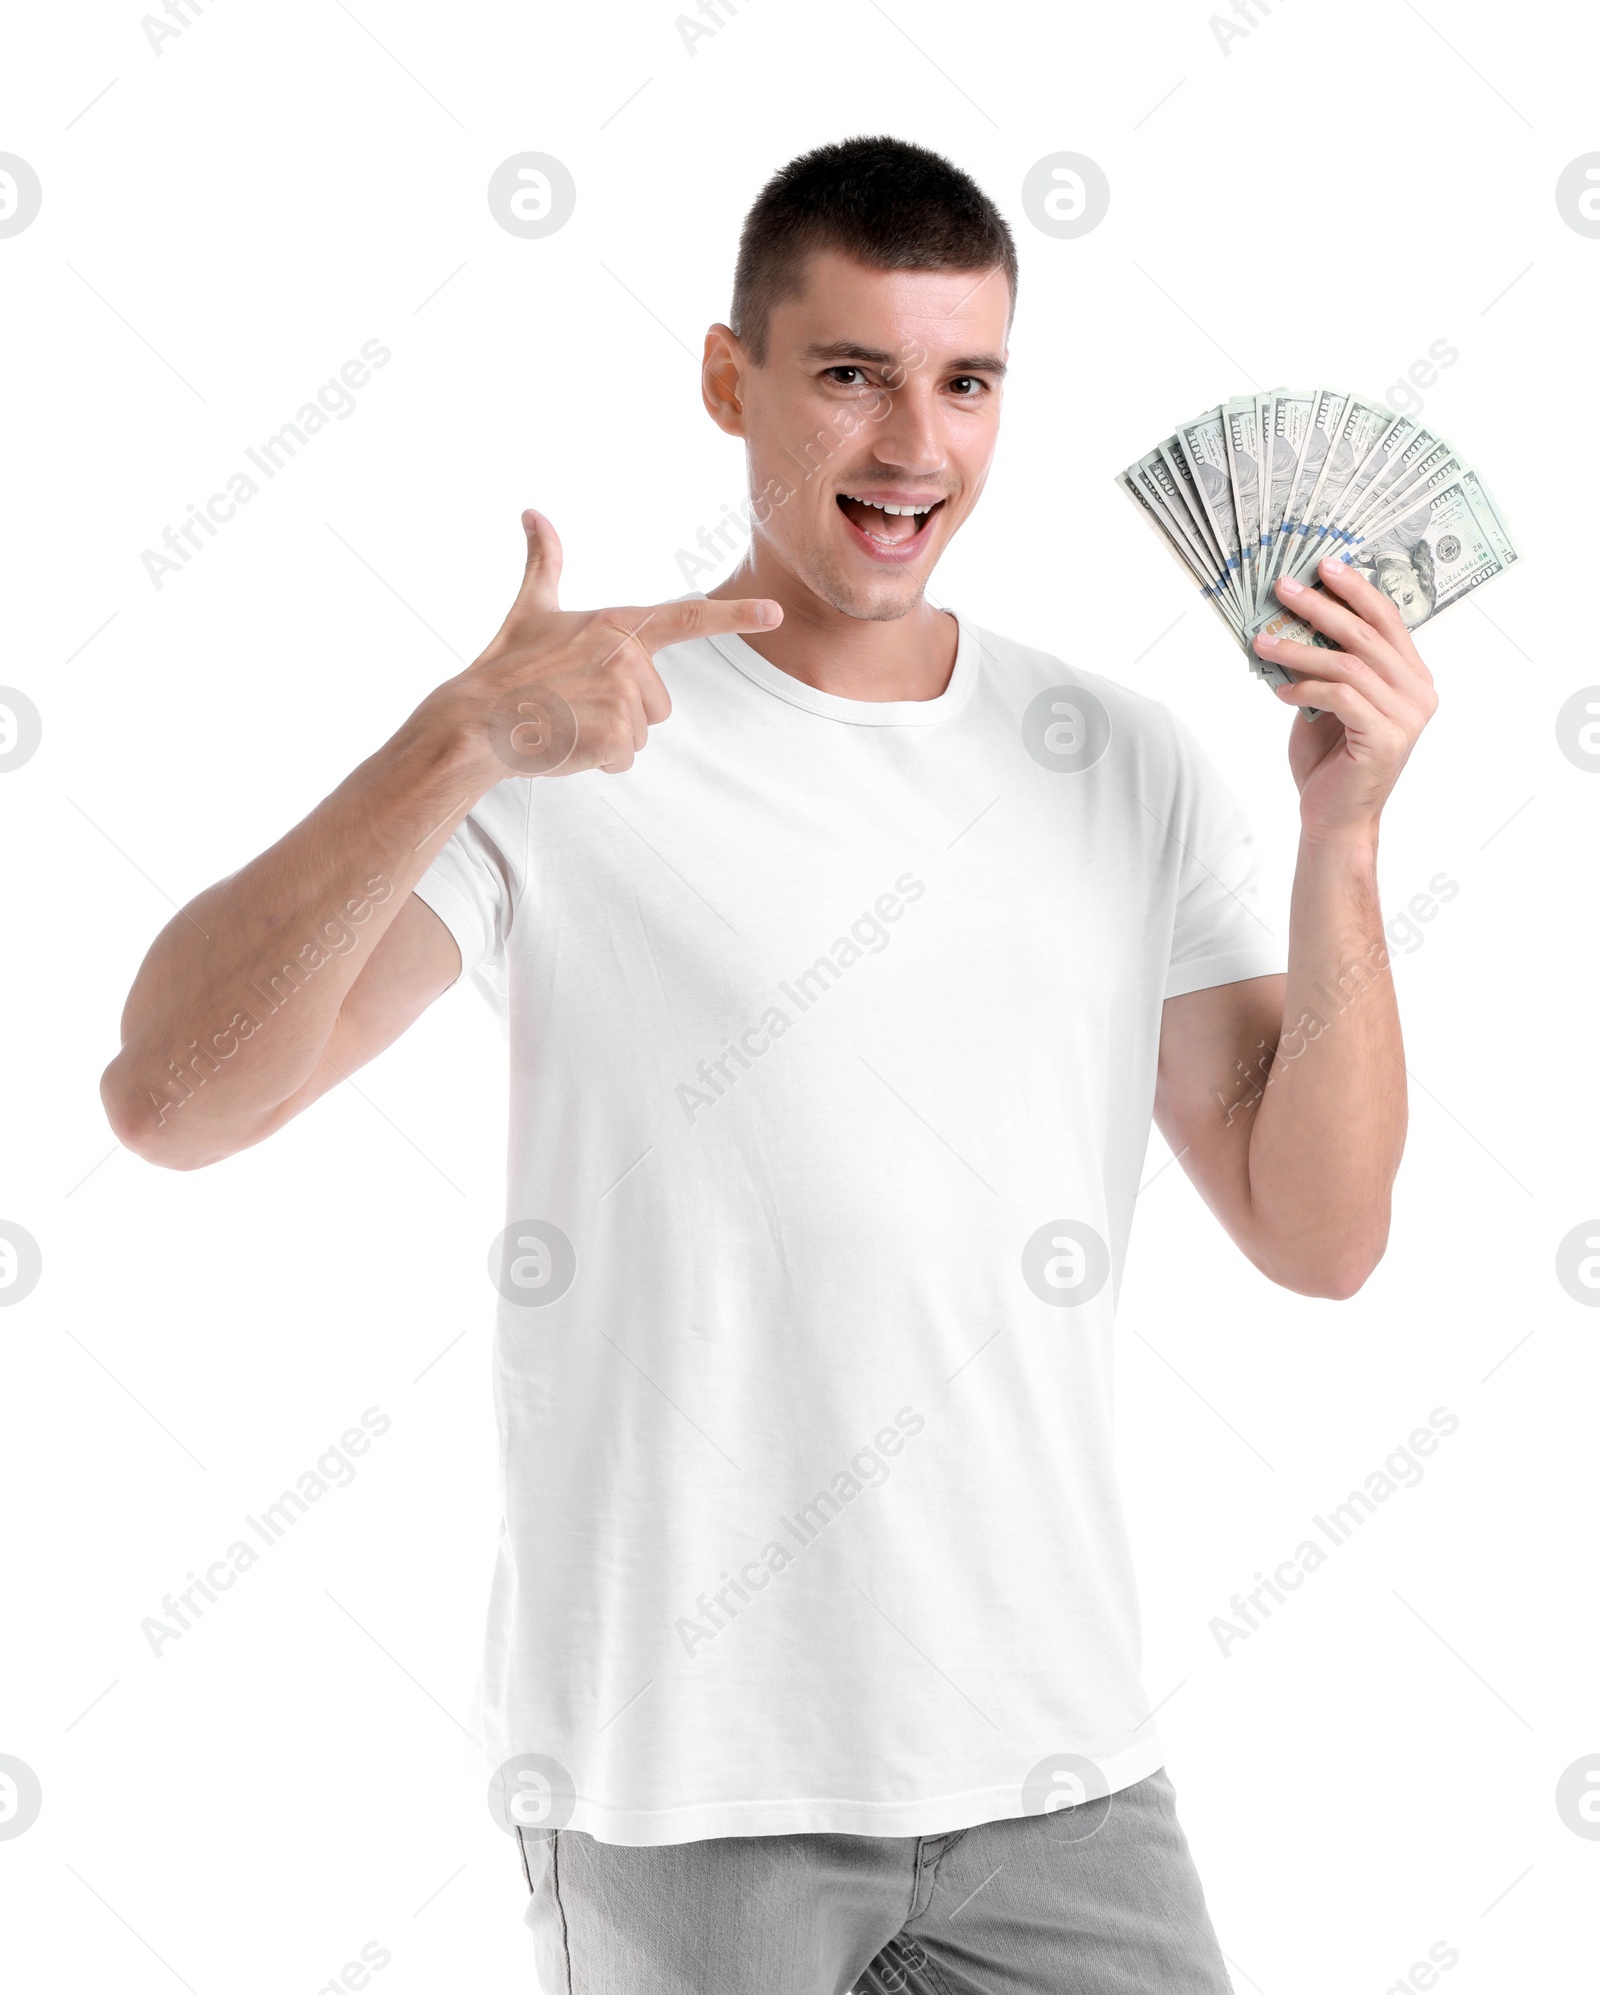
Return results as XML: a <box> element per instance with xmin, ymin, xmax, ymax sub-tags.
<box><xmin>1155</xmin><ymin>831</ymin><xmax>1401</xmax><ymax>1297</ymax></box>
<box><xmin>101</xmin><ymin>727</ymin><xmax>479</xmax><ymax>1170</ymax></box>
<box><xmin>1152</xmin><ymin>556</ymin><xmax>1436</xmax><ymax>1299</ymax></box>
<box><xmin>101</xmin><ymin>511</ymin><xmax>782</xmax><ymax>1169</ymax></box>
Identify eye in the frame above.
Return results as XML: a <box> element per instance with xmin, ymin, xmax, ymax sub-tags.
<box><xmin>948</xmin><ymin>375</ymin><xmax>986</xmax><ymax>398</ymax></box>
<box><xmin>823</xmin><ymin>366</ymin><xmax>868</xmax><ymax>386</ymax></box>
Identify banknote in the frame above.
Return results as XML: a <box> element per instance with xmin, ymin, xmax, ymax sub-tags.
<box><xmin>1174</xmin><ymin>407</ymin><xmax>1248</xmax><ymax>626</ymax></box>
<box><xmin>1257</xmin><ymin>390</ymin><xmax>1315</xmax><ymax>601</ymax></box>
<box><xmin>1222</xmin><ymin>397</ymin><xmax>1263</xmax><ymax>620</ymax></box>
<box><xmin>1294</xmin><ymin>396</ymin><xmax>1401</xmax><ymax>568</ymax></box>
<box><xmin>1124</xmin><ymin>453</ymin><xmax>1239</xmax><ymax>627</ymax></box>
<box><xmin>1247</xmin><ymin>468</ymin><xmax>1519</xmax><ymax>660</ymax></box>
<box><xmin>1159</xmin><ymin>436</ymin><xmax>1235</xmax><ymax>612</ymax></box>
<box><xmin>1117</xmin><ymin>388</ymin><xmax>1521</xmax><ymax>702</ymax></box>
<box><xmin>1315</xmin><ymin>410</ymin><xmax>1418</xmax><ymax>545</ymax></box>
<box><xmin>1337</xmin><ymin>420</ymin><xmax>1448</xmax><ymax>540</ymax></box>
<box><xmin>1116</xmin><ymin>471</ymin><xmax>1248</xmax><ymax>651</ymax></box>
<box><xmin>1265</xmin><ymin>385</ymin><xmax>1348</xmax><ymax>597</ymax></box>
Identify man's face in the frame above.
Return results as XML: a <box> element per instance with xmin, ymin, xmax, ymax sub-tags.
<box><xmin>709</xmin><ymin>250</ymin><xmax>1010</xmax><ymax>621</ymax></box>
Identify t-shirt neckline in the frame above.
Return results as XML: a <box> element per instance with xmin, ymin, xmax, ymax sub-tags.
<box><xmin>695</xmin><ymin>600</ymin><xmax>978</xmax><ymax>728</ymax></box>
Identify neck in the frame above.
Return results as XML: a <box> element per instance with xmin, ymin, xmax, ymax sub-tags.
<box><xmin>707</xmin><ymin>542</ymin><xmax>958</xmax><ymax>703</ymax></box>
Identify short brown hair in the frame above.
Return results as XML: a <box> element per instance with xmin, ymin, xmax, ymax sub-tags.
<box><xmin>730</xmin><ymin>136</ymin><xmax>1017</xmax><ymax>364</ymax></box>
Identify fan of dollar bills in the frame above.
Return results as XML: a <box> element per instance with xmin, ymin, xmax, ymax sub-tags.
<box><xmin>1116</xmin><ymin>389</ymin><xmax>1520</xmax><ymax>698</ymax></box>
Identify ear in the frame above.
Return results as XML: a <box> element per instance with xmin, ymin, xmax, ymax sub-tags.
<box><xmin>701</xmin><ymin>324</ymin><xmax>748</xmax><ymax>438</ymax></box>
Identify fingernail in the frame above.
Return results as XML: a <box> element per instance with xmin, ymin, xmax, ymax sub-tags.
<box><xmin>757</xmin><ymin>601</ymin><xmax>782</xmax><ymax>626</ymax></box>
<box><xmin>1320</xmin><ymin>556</ymin><xmax>1343</xmax><ymax>576</ymax></box>
<box><xmin>1278</xmin><ymin>577</ymin><xmax>1304</xmax><ymax>597</ymax></box>
<box><xmin>1256</xmin><ymin>633</ymin><xmax>1278</xmax><ymax>649</ymax></box>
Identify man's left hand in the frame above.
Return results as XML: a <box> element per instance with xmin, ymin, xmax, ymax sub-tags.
<box><xmin>1253</xmin><ymin>554</ymin><xmax>1439</xmax><ymax>842</ymax></box>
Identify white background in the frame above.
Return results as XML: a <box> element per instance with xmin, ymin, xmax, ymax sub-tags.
<box><xmin>2</xmin><ymin>1</ymin><xmax>1596</xmax><ymax>1990</ymax></box>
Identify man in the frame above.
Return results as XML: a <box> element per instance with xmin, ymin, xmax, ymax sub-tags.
<box><xmin>103</xmin><ymin>137</ymin><xmax>1436</xmax><ymax>1992</ymax></box>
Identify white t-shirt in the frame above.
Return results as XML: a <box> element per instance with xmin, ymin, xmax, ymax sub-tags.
<box><xmin>414</xmin><ymin>610</ymin><xmax>1285</xmax><ymax>1846</ymax></box>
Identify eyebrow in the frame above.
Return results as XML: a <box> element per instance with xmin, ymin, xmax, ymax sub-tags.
<box><xmin>800</xmin><ymin>339</ymin><xmax>1008</xmax><ymax>379</ymax></box>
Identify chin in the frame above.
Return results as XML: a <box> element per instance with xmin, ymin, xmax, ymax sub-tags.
<box><xmin>805</xmin><ymin>554</ymin><xmax>925</xmax><ymax>623</ymax></box>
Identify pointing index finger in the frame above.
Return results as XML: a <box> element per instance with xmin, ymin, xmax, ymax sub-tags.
<box><xmin>606</xmin><ymin>596</ymin><xmax>784</xmax><ymax>656</ymax></box>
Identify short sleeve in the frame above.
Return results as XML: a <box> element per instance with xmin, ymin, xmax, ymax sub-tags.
<box><xmin>1161</xmin><ymin>712</ymin><xmax>1286</xmax><ymax>1000</ymax></box>
<box><xmin>413</xmin><ymin>801</ymin><xmax>518</xmax><ymax>991</ymax></box>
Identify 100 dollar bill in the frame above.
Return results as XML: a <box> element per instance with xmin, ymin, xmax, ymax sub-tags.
<box><xmin>1245</xmin><ymin>466</ymin><xmax>1519</xmax><ymax>668</ymax></box>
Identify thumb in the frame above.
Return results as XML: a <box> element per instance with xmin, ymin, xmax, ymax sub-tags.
<box><xmin>511</xmin><ymin>507</ymin><xmax>563</xmax><ymax>616</ymax></box>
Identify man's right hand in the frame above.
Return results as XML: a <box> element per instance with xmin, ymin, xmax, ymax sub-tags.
<box><xmin>432</xmin><ymin>509</ymin><xmax>784</xmax><ymax>781</ymax></box>
<box><xmin>100</xmin><ymin>508</ymin><xmax>783</xmax><ymax>1169</ymax></box>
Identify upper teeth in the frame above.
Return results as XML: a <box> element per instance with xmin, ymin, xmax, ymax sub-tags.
<box><xmin>848</xmin><ymin>496</ymin><xmax>932</xmax><ymax>515</ymax></box>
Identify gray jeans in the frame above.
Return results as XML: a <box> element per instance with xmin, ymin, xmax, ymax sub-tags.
<box><xmin>517</xmin><ymin>1767</ymin><xmax>1233</xmax><ymax>1993</ymax></box>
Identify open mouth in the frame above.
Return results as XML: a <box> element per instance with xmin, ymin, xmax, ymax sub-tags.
<box><xmin>835</xmin><ymin>492</ymin><xmax>945</xmax><ymax>561</ymax></box>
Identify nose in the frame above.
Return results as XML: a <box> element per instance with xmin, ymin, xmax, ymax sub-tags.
<box><xmin>866</xmin><ymin>376</ymin><xmax>946</xmax><ymax>479</ymax></box>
